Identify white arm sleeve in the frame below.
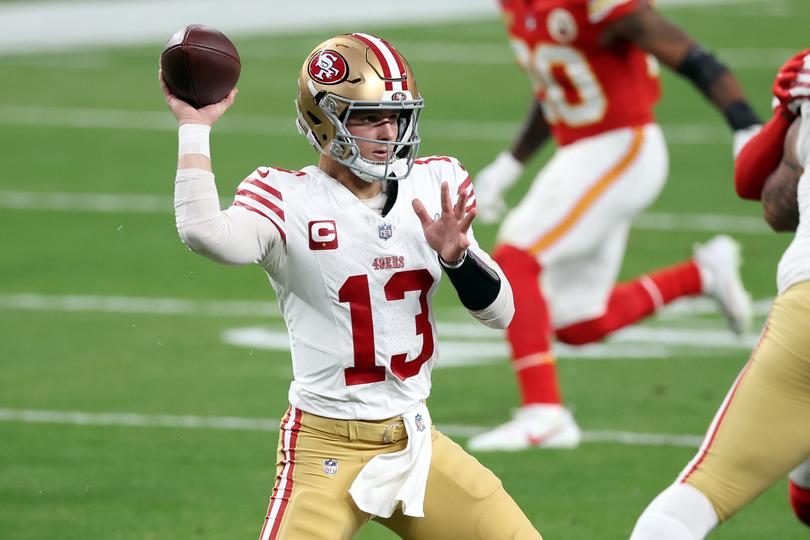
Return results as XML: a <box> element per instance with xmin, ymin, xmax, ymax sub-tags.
<box><xmin>174</xmin><ymin>168</ymin><xmax>283</xmax><ymax>267</ymax></box>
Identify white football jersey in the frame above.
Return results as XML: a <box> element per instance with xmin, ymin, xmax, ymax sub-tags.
<box><xmin>231</xmin><ymin>157</ymin><xmax>480</xmax><ymax>420</ymax></box>
<box><xmin>777</xmin><ymin>169</ymin><xmax>810</xmax><ymax>294</ymax></box>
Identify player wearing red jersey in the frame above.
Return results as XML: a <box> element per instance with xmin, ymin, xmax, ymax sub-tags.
<box><xmin>630</xmin><ymin>49</ymin><xmax>810</xmax><ymax>540</ymax></box>
<box><xmin>468</xmin><ymin>0</ymin><xmax>761</xmax><ymax>452</ymax></box>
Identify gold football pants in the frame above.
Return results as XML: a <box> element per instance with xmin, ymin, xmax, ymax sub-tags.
<box><xmin>258</xmin><ymin>407</ymin><xmax>543</xmax><ymax>540</ymax></box>
<box><xmin>681</xmin><ymin>280</ymin><xmax>810</xmax><ymax>520</ymax></box>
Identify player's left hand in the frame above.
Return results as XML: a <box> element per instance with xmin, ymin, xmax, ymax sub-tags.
<box><xmin>412</xmin><ymin>182</ymin><xmax>475</xmax><ymax>263</ymax></box>
<box><xmin>773</xmin><ymin>49</ymin><xmax>810</xmax><ymax>118</ymax></box>
<box><xmin>474</xmin><ymin>151</ymin><xmax>524</xmax><ymax>224</ymax></box>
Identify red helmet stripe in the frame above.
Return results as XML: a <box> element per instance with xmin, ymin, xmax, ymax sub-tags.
<box><xmin>352</xmin><ymin>33</ymin><xmax>392</xmax><ymax>90</ymax></box>
<box><xmin>352</xmin><ymin>33</ymin><xmax>406</xmax><ymax>92</ymax></box>
<box><xmin>380</xmin><ymin>38</ymin><xmax>408</xmax><ymax>91</ymax></box>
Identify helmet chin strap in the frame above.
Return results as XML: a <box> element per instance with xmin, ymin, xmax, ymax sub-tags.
<box><xmin>352</xmin><ymin>157</ymin><xmax>408</xmax><ymax>183</ymax></box>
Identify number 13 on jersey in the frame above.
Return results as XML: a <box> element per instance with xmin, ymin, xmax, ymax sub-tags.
<box><xmin>338</xmin><ymin>269</ymin><xmax>435</xmax><ymax>386</ymax></box>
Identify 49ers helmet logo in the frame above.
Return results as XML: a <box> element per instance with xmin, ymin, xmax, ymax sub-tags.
<box><xmin>308</xmin><ymin>49</ymin><xmax>349</xmax><ymax>84</ymax></box>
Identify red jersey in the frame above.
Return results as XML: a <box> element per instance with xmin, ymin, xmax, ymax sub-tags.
<box><xmin>500</xmin><ymin>0</ymin><xmax>661</xmax><ymax>146</ymax></box>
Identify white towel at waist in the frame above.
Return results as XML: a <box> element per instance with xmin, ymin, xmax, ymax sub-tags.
<box><xmin>348</xmin><ymin>402</ymin><xmax>433</xmax><ymax>518</ymax></box>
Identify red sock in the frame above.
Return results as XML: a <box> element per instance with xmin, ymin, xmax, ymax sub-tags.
<box><xmin>556</xmin><ymin>260</ymin><xmax>702</xmax><ymax>345</ymax></box>
<box><xmin>790</xmin><ymin>480</ymin><xmax>810</xmax><ymax>527</ymax></box>
<box><xmin>493</xmin><ymin>244</ymin><xmax>561</xmax><ymax>405</ymax></box>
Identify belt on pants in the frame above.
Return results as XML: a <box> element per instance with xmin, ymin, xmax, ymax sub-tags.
<box><xmin>298</xmin><ymin>410</ymin><xmax>408</xmax><ymax>444</ymax></box>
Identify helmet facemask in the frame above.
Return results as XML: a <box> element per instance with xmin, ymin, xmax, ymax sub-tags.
<box><xmin>310</xmin><ymin>92</ymin><xmax>423</xmax><ymax>183</ymax></box>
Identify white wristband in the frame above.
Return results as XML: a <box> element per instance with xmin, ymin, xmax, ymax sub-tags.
<box><xmin>732</xmin><ymin>124</ymin><xmax>761</xmax><ymax>158</ymax></box>
<box><xmin>439</xmin><ymin>250</ymin><xmax>467</xmax><ymax>269</ymax></box>
<box><xmin>178</xmin><ymin>123</ymin><xmax>211</xmax><ymax>158</ymax></box>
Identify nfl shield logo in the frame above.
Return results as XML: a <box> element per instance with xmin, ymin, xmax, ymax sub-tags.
<box><xmin>378</xmin><ymin>222</ymin><xmax>393</xmax><ymax>240</ymax></box>
<box><xmin>414</xmin><ymin>413</ymin><xmax>425</xmax><ymax>432</ymax></box>
<box><xmin>323</xmin><ymin>459</ymin><xmax>338</xmax><ymax>476</ymax></box>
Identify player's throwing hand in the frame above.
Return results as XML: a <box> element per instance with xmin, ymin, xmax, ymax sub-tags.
<box><xmin>159</xmin><ymin>69</ymin><xmax>237</xmax><ymax>127</ymax></box>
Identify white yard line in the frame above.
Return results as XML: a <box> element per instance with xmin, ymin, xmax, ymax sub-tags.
<box><xmin>0</xmin><ymin>0</ymin><xmax>498</xmax><ymax>55</ymax></box>
<box><xmin>222</xmin><ymin>324</ymin><xmax>760</xmax><ymax>365</ymax></box>
<box><xmin>658</xmin><ymin>296</ymin><xmax>772</xmax><ymax>317</ymax></box>
<box><xmin>223</xmin><ymin>326</ymin><xmax>676</xmax><ymax>364</ymax></box>
<box><xmin>632</xmin><ymin>212</ymin><xmax>769</xmax><ymax>235</ymax></box>
<box><xmin>583</xmin><ymin>430</ymin><xmax>703</xmax><ymax>448</ymax></box>
<box><xmin>0</xmin><ymin>0</ymin><xmax>780</xmax><ymax>55</ymax></box>
<box><xmin>659</xmin><ymin>0</ymin><xmax>779</xmax><ymax>5</ymax></box>
<box><xmin>0</xmin><ymin>189</ymin><xmax>771</xmax><ymax>235</ymax></box>
<box><xmin>241</xmin><ymin>42</ymin><xmax>796</xmax><ymax>70</ymax></box>
<box><xmin>0</xmin><ymin>292</ymin><xmax>767</xmax><ymax>364</ymax></box>
<box><xmin>0</xmin><ymin>408</ymin><xmax>280</xmax><ymax>431</ymax></box>
<box><xmin>0</xmin><ymin>293</ymin><xmax>281</xmax><ymax>317</ymax></box>
<box><xmin>2</xmin><ymin>42</ymin><xmax>793</xmax><ymax>71</ymax></box>
<box><xmin>0</xmin><ymin>293</ymin><xmax>773</xmax><ymax>319</ymax></box>
<box><xmin>632</xmin><ymin>212</ymin><xmax>773</xmax><ymax>234</ymax></box>
<box><xmin>0</xmin><ymin>407</ymin><xmax>704</xmax><ymax>448</ymax></box>
<box><xmin>0</xmin><ymin>191</ymin><xmax>172</xmax><ymax>213</ymax></box>
<box><xmin>0</xmin><ymin>104</ymin><xmax>736</xmax><ymax>145</ymax></box>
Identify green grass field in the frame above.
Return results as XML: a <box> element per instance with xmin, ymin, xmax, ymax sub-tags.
<box><xmin>2</xmin><ymin>1</ymin><xmax>809</xmax><ymax>538</ymax></box>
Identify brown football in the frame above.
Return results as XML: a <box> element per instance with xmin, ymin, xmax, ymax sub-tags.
<box><xmin>160</xmin><ymin>24</ymin><xmax>241</xmax><ymax>108</ymax></box>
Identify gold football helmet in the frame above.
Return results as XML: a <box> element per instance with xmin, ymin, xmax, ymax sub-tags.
<box><xmin>296</xmin><ymin>33</ymin><xmax>424</xmax><ymax>182</ymax></box>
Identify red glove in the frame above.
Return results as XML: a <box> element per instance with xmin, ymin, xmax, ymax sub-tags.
<box><xmin>773</xmin><ymin>48</ymin><xmax>810</xmax><ymax>119</ymax></box>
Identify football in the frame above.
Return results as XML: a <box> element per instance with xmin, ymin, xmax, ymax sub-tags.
<box><xmin>160</xmin><ymin>24</ymin><xmax>241</xmax><ymax>108</ymax></box>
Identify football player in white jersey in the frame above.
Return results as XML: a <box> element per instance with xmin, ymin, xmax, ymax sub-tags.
<box><xmin>630</xmin><ymin>51</ymin><xmax>810</xmax><ymax>539</ymax></box>
<box><xmin>161</xmin><ymin>33</ymin><xmax>543</xmax><ymax>540</ymax></box>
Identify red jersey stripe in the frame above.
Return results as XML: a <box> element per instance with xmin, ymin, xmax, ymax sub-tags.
<box><xmin>236</xmin><ymin>189</ymin><xmax>285</xmax><ymax>221</ymax></box>
<box><xmin>233</xmin><ymin>201</ymin><xmax>287</xmax><ymax>244</ymax></box>
<box><xmin>415</xmin><ymin>156</ymin><xmax>453</xmax><ymax>165</ymax></box>
<box><xmin>244</xmin><ymin>178</ymin><xmax>283</xmax><ymax>201</ymax></box>
<box><xmin>270</xmin><ymin>166</ymin><xmax>306</xmax><ymax>177</ymax></box>
<box><xmin>458</xmin><ymin>175</ymin><xmax>472</xmax><ymax>193</ymax></box>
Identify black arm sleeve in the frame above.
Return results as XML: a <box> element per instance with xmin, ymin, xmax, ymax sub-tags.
<box><xmin>676</xmin><ymin>45</ymin><xmax>728</xmax><ymax>94</ymax></box>
<box><xmin>440</xmin><ymin>250</ymin><xmax>502</xmax><ymax>311</ymax></box>
<box><xmin>676</xmin><ymin>45</ymin><xmax>761</xmax><ymax>130</ymax></box>
<box><xmin>723</xmin><ymin>100</ymin><xmax>762</xmax><ymax>131</ymax></box>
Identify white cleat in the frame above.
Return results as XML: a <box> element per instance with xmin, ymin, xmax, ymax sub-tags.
<box><xmin>467</xmin><ymin>404</ymin><xmax>582</xmax><ymax>452</ymax></box>
<box><xmin>693</xmin><ymin>235</ymin><xmax>753</xmax><ymax>335</ymax></box>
